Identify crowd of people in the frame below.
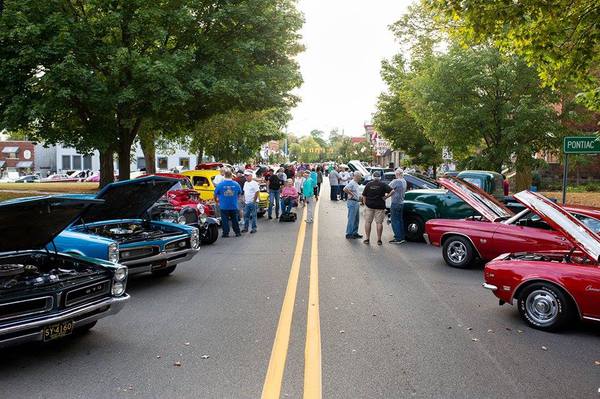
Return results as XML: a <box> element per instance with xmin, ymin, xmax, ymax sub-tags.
<box><xmin>212</xmin><ymin>164</ymin><xmax>325</xmax><ymax>238</ymax></box>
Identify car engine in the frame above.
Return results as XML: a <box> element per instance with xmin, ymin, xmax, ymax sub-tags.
<box><xmin>82</xmin><ymin>222</ymin><xmax>179</xmax><ymax>243</ymax></box>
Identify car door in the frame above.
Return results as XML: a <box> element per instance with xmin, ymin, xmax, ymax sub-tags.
<box><xmin>492</xmin><ymin>211</ymin><xmax>572</xmax><ymax>254</ymax></box>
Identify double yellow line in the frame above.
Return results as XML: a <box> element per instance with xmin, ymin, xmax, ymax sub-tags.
<box><xmin>261</xmin><ymin>200</ymin><xmax>322</xmax><ymax>399</ymax></box>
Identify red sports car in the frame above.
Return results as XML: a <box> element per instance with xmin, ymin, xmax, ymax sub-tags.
<box><xmin>482</xmin><ymin>191</ymin><xmax>600</xmax><ymax>331</ymax></box>
<box><xmin>424</xmin><ymin>177</ymin><xmax>600</xmax><ymax>269</ymax></box>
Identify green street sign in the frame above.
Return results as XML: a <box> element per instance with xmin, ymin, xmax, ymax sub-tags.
<box><xmin>563</xmin><ymin>136</ymin><xmax>600</xmax><ymax>154</ymax></box>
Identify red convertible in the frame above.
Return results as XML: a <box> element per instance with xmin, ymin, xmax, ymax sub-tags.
<box><xmin>482</xmin><ymin>191</ymin><xmax>600</xmax><ymax>331</ymax></box>
<box><xmin>424</xmin><ymin>177</ymin><xmax>600</xmax><ymax>268</ymax></box>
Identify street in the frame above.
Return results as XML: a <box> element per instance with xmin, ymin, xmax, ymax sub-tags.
<box><xmin>1</xmin><ymin>191</ymin><xmax>599</xmax><ymax>399</ymax></box>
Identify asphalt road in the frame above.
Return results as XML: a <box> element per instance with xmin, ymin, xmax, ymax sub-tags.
<box><xmin>1</xmin><ymin>186</ymin><xmax>599</xmax><ymax>399</ymax></box>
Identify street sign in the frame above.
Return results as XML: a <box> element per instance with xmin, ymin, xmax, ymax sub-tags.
<box><xmin>563</xmin><ymin>136</ymin><xmax>600</xmax><ymax>154</ymax></box>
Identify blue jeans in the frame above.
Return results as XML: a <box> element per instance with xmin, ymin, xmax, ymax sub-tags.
<box><xmin>282</xmin><ymin>197</ymin><xmax>294</xmax><ymax>214</ymax></box>
<box><xmin>345</xmin><ymin>200</ymin><xmax>360</xmax><ymax>236</ymax></box>
<box><xmin>244</xmin><ymin>202</ymin><xmax>258</xmax><ymax>231</ymax></box>
<box><xmin>339</xmin><ymin>185</ymin><xmax>346</xmax><ymax>200</ymax></box>
<box><xmin>221</xmin><ymin>209</ymin><xmax>240</xmax><ymax>236</ymax></box>
<box><xmin>330</xmin><ymin>184</ymin><xmax>338</xmax><ymax>200</ymax></box>
<box><xmin>390</xmin><ymin>203</ymin><xmax>405</xmax><ymax>240</ymax></box>
<box><xmin>268</xmin><ymin>190</ymin><xmax>280</xmax><ymax>217</ymax></box>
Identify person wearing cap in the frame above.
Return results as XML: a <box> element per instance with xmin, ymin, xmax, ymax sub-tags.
<box><xmin>242</xmin><ymin>170</ymin><xmax>260</xmax><ymax>233</ymax></box>
<box><xmin>328</xmin><ymin>165</ymin><xmax>340</xmax><ymax>201</ymax></box>
<box><xmin>361</xmin><ymin>170</ymin><xmax>392</xmax><ymax>245</ymax></box>
<box><xmin>213</xmin><ymin>168</ymin><xmax>242</xmax><ymax>238</ymax></box>
<box><xmin>344</xmin><ymin>171</ymin><xmax>364</xmax><ymax>239</ymax></box>
<box><xmin>302</xmin><ymin>170</ymin><xmax>317</xmax><ymax>223</ymax></box>
<box><xmin>388</xmin><ymin>168</ymin><xmax>407</xmax><ymax>244</ymax></box>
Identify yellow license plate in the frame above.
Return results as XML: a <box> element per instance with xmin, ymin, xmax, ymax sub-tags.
<box><xmin>43</xmin><ymin>320</ymin><xmax>74</xmax><ymax>342</ymax></box>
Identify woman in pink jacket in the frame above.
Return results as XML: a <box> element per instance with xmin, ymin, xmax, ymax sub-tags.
<box><xmin>281</xmin><ymin>179</ymin><xmax>299</xmax><ymax>215</ymax></box>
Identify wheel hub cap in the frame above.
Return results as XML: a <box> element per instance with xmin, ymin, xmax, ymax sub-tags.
<box><xmin>408</xmin><ymin>223</ymin><xmax>418</xmax><ymax>233</ymax></box>
<box><xmin>525</xmin><ymin>290</ymin><xmax>558</xmax><ymax>325</ymax></box>
<box><xmin>447</xmin><ymin>241</ymin><xmax>466</xmax><ymax>263</ymax></box>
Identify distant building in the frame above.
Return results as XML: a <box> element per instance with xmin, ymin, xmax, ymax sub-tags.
<box><xmin>0</xmin><ymin>141</ymin><xmax>35</xmax><ymax>178</ymax></box>
<box><xmin>350</xmin><ymin>137</ymin><xmax>367</xmax><ymax>144</ymax></box>
<box><xmin>364</xmin><ymin>123</ymin><xmax>403</xmax><ymax>168</ymax></box>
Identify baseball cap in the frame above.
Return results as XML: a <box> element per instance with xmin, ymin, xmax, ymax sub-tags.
<box><xmin>372</xmin><ymin>171</ymin><xmax>381</xmax><ymax>178</ymax></box>
<box><xmin>244</xmin><ymin>170</ymin><xmax>253</xmax><ymax>176</ymax></box>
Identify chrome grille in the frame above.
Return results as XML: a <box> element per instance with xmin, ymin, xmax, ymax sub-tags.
<box><xmin>64</xmin><ymin>280</ymin><xmax>111</xmax><ymax>307</ymax></box>
<box><xmin>0</xmin><ymin>296</ymin><xmax>53</xmax><ymax>322</ymax></box>
<box><xmin>119</xmin><ymin>246</ymin><xmax>157</xmax><ymax>261</ymax></box>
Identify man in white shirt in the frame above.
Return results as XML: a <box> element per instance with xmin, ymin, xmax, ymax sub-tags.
<box><xmin>339</xmin><ymin>167</ymin><xmax>351</xmax><ymax>201</ymax></box>
<box><xmin>213</xmin><ymin>167</ymin><xmax>225</xmax><ymax>186</ymax></box>
<box><xmin>242</xmin><ymin>170</ymin><xmax>260</xmax><ymax>233</ymax></box>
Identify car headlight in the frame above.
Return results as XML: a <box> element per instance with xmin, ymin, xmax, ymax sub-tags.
<box><xmin>191</xmin><ymin>227</ymin><xmax>200</xmax><ymax>249</ymax></box>
<box><xmin>111</xmin><ymin>281</ymin><xmax>125</xmax><ymax>296</ymax></box>
<box><xmin>177</xmin><ymin>215</ymin><xmax>187</xmax><ymax>224</ymax></box>
<box><xmin>114</xmin><ymin>266</ymin><xmax>127</xmax><ymax>282</ymax></box>
<box><xmin>200</xmin><ymin>215</ymin><xmax>207</xmax><ymax>224</ymax></box>
<box><xmin>108</xmin><ymin>243</ymin><xmax>119</xmax><ymax>263</ymax></box>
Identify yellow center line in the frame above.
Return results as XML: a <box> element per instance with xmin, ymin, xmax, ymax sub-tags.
<box><xmin>261</xmin><ymin>206</ymin><xmax>308</xmax><ymax>399</ymax></box>
<box><xmin>304</xmin><ymin>198</ymin><xmax>322</xmax><ymax>399</ymax></box>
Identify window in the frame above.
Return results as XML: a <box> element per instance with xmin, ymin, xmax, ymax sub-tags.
<box><xmin>192</xmin><ymin>176</ymin><xmax>210</xmax><ymax>187</ymax></box>
<box><xmin>573</xmin><ymin>214</ymin><xmax>600</xmax><ymax>234</ymax></box>
<box><xmin>137</xmin><ymin>157</ymin><xmax>146</xmax><ymax>170</ymax></box>
<box><xmin>72</xmin><ymin>155</ymin><xmax>82</xmax><ymax>170</ymax></box>
<box><xmin>83</xmin><ymin>155</ymin><xmax>92</xmax><ymax>170</ymax></box>
<box><xmin>62</xmin><ymin>155</ymin><xmax>71</xmax><ymax>170</ymax></box>
<box><xmin>157</xmin><ymin>157</ymin><xmax>168</xmax><ymax>170</ymax></box>
<box><xmin>179</xmin><ymin>157</ymin><xmax>190</xmax><ymax>170</ymax></box>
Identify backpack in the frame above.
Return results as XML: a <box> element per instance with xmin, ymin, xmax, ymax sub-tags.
<box><xmin>279</xmin><ymin>212</ymin><xmax>297</xmax><ymax>222</ymax></box>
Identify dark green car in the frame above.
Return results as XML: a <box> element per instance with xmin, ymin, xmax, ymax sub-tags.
<box><xmin>402</xmin><ymin>170</ymin><xmax>516</xmax><ymax>241</ymax></box>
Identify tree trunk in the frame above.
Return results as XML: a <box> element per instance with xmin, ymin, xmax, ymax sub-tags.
<box><xmin>99</xmin><ymin>149</ymin><xmax>115</xmax><ymax>188</ymax></box>
<box><xmin>117</xmin><ymin>138</ymin><xmax>134</xmax><ymax>181</ymax></box>
<box><xmin>140</xmin><ymin>131</ymin><xmax>156</xmax><ymax>174</ymax></box>
<box><xmin>197</xmin><ymin>147</ymin><xmax>204</xmax><ymax>168</ymax></box>
<box><xmin>515</xmin><ymin>155</ymin><xmax>533</xmax><ymax>192</ymax></box>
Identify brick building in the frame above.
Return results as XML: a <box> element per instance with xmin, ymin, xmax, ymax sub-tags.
<box><xmin>0</xmin><ymin>141</ymin><xmax>35</xmax><ymax>178</ymax></box>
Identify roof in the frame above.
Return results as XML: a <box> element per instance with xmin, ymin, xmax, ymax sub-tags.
<box><xmin>1</xmin><ymin>146</ymin><xmax>19</xmax><ymax>153</ymax></box>
<box><xmin>351</xmin><ymin>137</ymin><xmax>367</xmax><ymax>144</ymax></box>
<box><xmin>15</xmin><ymin>161</ymin><xmax>33</xmax><ymax>168</ymax></box>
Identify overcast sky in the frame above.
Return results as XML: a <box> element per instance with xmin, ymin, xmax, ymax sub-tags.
<box><xmin>287</xmin><ymin>0</ymin><xmax>413</xmax><ymax>138</ymax></box>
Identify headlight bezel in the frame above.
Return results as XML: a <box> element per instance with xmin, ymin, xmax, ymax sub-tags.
<box><xmin>108</xmin><ymin>242</ymin><xmax>119</xmax><ymax>263</ymax></box>
<box><xmin>111</xmin><ymin>281</ymin><xmax>125</xmax><ymax>296</ymax></box>
<box><xmin>191</xmin><ymin>227</ymin><xmax>200</xmax><ymax>249</ymax></box>
<box><xmin>114</xmin><ymin>266</ymin><xmax>127</xmax><ymax>282</ymax></box>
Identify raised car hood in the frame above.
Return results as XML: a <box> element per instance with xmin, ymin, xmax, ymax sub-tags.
<box><xmin>0</xmin><ymin>196</ymin><xmax>103</xmax><ymax>252</ymax></box>
<box><xmin>438</xmin><ymin>177</ymin><xmax>513</xmax><ymax>222</ymax></box>
<box><xmin>514</xmin><ymin>191</ymin><xmax>600</xmax><ymax>262</ymax></box>
<box><xmin>76</xmin><ymin>176</ymin><xmax>179</xmax><ymax>224</ymax></box>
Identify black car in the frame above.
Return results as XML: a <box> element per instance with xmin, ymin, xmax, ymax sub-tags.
<box><xmin>0</xmin><ymin>195</ymin><xmax>129</xmax><ymax>347</ymax></box>
<box><xmin>381</xmin><ymin>172</ymin><xmax>439</xmax><ymax>191</ymax></box>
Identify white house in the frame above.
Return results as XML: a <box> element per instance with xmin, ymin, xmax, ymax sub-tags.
<box><xmin>35</xmin><ymin>143</ymin><xmax>198</xmax><ymax>175</ymax></box>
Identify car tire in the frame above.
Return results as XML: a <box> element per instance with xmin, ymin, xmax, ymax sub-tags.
<box><xmin>75</xmin><ymin>321</ymin><xmax>97</xmax><ymax>334</ymax></box>
<box><xmin>404</xmin><ymin>216</ymin><xmax>424</xmax><ymax>242</ymax></box>
<box><xmin>517</xmin><ymin>282</ymin><xmax>573</xmax><ymax>332</ymax></box>
<box><xmin>442</xmin><ymin>236</ymin><xmax>475</xmax><ymax>269</ymax></box>
<box><xmin>152</xmin><ymin>265</ymin><xmax>177</xmax><ymax>277</ymax></box>
<box><xmin>201</xmin><ymin>224</ymin><xmax>219</xmax><ymax>245</ymax></box>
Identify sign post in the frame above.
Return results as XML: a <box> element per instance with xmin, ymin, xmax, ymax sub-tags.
<box><xmin>562</xmin><ymin>136</ymin><xmax>600</xmax><ymax>204</ymax></box>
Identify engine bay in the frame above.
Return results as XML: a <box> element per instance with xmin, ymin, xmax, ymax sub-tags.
<box><xmin>79</xmin><ymin>221</ymin><xmax>180</xmax><ymax>243</ymax></box>
<box><xmin>0</xmin><ymin>253</ymin><xmax>103</xmax><ymax>293</ymax></box>
<box><xmin>506</xmin><ymin>251</ymin><xmax>593</xmax><ymax>265</ymax></box>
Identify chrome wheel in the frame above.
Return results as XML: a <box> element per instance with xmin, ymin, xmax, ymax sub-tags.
<box><xmin>407</xmin><ymin>223</ymin><xmax>419</xmax><ymax>233</ymax></box>
<box><xmin>447</xmin><ymin>241</ymin><xmax>467</xmax><ymax>264</ymax></box>
<box><xmin>525</xmin><ymin>289</ymin><xmax>559</xmax><ymax>326</ymax></box>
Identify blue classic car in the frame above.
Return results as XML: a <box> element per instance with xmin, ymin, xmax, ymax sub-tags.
<box><xmin>0</xmin><ymin>195</ymin><xmax>129</xmax><ymax>347</ymax></box>
<box><xmin>53</xmin><ymin>176</ymin><xmax>200</xmax><ymax>277</ymax></box>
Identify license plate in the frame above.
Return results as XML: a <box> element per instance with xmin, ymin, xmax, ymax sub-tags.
<box><xmin>43</xmin><ymin>320</ymin><xmax>74</xmax><ymax>342</ymax></box>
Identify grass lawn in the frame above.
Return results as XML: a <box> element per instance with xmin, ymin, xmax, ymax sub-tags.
<box><xmin>0</xmin><ymin>191</ymin><xmax>41</xmax><ymax>202</ymax></box>
<box><xmin>541</xmin><ymin>192</ymin><xmax>600</xmax><ymax>208</ymax></box>
<box><xmin>0</xmin><ymin>182</ymin><xmax>99</xmax><ymax>193</ymax></box>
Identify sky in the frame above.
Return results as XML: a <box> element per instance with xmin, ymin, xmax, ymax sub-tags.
<box><xmin>287</xmin><ymin>0</ymin><xmax>413</xmax><ymax>139</ymax></box>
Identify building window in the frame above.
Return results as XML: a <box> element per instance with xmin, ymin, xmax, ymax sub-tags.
<box><xmin>62</xmin><ymin>155</ymin><xmax>71</xmax><ymax>170</ymax></box>
<box><xmin>157</xmin><ymin>157</ymin><xmax>168</xmax><ymax>170</ymax></box>
<box><xmin>83</xmin><ymin>155</ymin><xmax>92</xmax><ymax>170</ymax></box>
<box><xmin>179</xmin><ymin>157</ymin><xmax>190</xmax><ymax>170</ymax></box>
<box><xmin>72</xmin><ymin>155</ymin><xmax>82</xmax><ymax>170</ymax></box>
<box><xmin>137</xmin><ymin>157</ymin><xmax>146</xmax><ymax>170</ymax></box>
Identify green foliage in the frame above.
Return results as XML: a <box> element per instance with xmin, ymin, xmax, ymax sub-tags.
<box><xmin>428</xmin><ymin>0</ymin><xmax>600</xmax><ymax>113</ymax></box>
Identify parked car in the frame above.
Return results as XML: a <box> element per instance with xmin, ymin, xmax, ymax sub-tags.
<box><xmin>483</xmin><ymin>190</ymin><xmax>600</xmax><ymax>332</ymax></box>
<box><xmin>53</xmin><ymin>176</ymin><xmax>200</xmax><ymax>277</ymax></box>
<box><xmin>424</xmin><ymin>177</ymin><xmax>600</xmax><ymax>268</ymax></box>
<box><xmin>0</xmin><ymin>195</ymin><xmax>129</xmax><ymax>347</ymax></box>
<box><xmin>14</xmin><ymin>175</ymin><xmax>41</xmax><ymax>183</ymax></box>
<box><xmin>381</xmin><ymin>172</ymin><xmax>438</xmax><ymax>191</ymax></box>
<box><xmin>182</xmin><ymin>169</ymin><xmax>221</xmax><ymax>201</ymax></box>
<box><xmin>42</xmin><ymin>173</ymin><xmax>76</xmax><ymax>182</ymax></box>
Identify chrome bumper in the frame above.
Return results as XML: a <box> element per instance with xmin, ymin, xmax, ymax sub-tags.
<box><xmin>0</xmin><ymin>295</ymin><xmax>129</xmax><ymax>348</ymax></box>
<box><xmin>423</xmin><ymin>233</ymin><xmax>431</xmax><ymax>245</ymax></box>
<box><xmin>122</xmin><ymin>247</ymin><xmax>199</xmax><ymax>274</ymax></box>
<box><xmin>482</xmin><ymin>283</ymin><xmax>498</xmax><ymax>291</ymax></box>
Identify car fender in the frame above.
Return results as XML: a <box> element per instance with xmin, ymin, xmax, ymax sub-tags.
<box><xmin>403</xmin><ymin>200</ymin><xmax>438</xmax><ymax>221</ymax></box>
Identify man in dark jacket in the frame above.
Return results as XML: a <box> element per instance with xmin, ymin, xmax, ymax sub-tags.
<box><xmin>361</xmin><ymin>171</ymin><xmax>393</xmax><ymax>245</ymax></box>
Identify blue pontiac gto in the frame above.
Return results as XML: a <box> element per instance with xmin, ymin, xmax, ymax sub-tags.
<box><xmin>52</xmin><ymin>176</ymin><xmax>200</xmax><ymax>277</ymax></box>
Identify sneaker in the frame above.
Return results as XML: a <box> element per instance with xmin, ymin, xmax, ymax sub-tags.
<box><xmin>250</xmin><ymin>230</ymin><xmax>257</xmax><ymax>234</ymax></box>
<box><xmin>389</xmin><ymin>239</ymin><xmax>402</xmax><ymax>244</ymax></box>
<box><xmin>353</xmin><ymin>234</ymin><xmax>363</xmax><ymax>239</ymax></box>
<box><xmin>235</xmin><ymin>233</ymin><xmax>241</xmax><ymax>237</ymax></box>
<box><xmin>345</xmin><ymin>234</ymin><xmax>355</xmax><ymax>239</ymax></box>
<box><xmin>222</xmin><ymin>234</ymin><xmax>229</xmax><ymax>238</ymax></box>
<box><xmin>268</xmin><ymin>216</ymin><xmax>273</xmax><ymax>220</ymax></box>
<box><xmin>241</xmin><ymin>229</ymin><xmax>248</xmax><ymax>233</ymax></box>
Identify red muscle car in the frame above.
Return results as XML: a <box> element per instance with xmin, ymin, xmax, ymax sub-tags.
<box><xmin>424</xmin><ymin>177</ymin><xmax>600</xmax><ymax>269</ymax></box>
<box><xmin>482</xmin><ymin>191</ymin><xmax>600</xmax><ymax>331</ymax></box>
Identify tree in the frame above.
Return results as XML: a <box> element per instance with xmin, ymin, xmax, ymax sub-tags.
<box><xmin>0</xmin><ymin>0</ymin><xmax>303</xmax><ymax>186</ymax></box>
<box><xmin>406</xmin><ymin>45</ymin><xmax>563</xmax><ymax>189</ymax></box>
<box><xmin>429</xmin><ymin>0</ymin><xmax>600</xmax><ymax>113</ymax></box>
<box><xmin>309</xmin><ymin>129</ymin><xmax>327</xmax><ymax>147</ymax></box>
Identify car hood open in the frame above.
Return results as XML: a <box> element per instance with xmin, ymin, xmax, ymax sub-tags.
<box><xmin>75</xmin><ymin>176</ymin><xmax>179</xmax><ymax>224</ymax></box>
<box><xmin>438</xmin><ymin>177</ymin><xmax>513</xmax><ymax>222</ymax></box>
<box><xmin>0</xmin><ymin>196</ymin><xmax>103</xmax><ymax>252</ymax></box>
<box><xmin>514</xmin><ymin>191</ymin><xmax>600</xmax><ymax>262</ymax></box>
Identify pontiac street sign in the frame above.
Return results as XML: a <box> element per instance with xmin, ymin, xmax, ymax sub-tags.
<box><xmin>563</xmin><ymin>136</ymin><xmax>600</xmax><ymax>154</ymax></box>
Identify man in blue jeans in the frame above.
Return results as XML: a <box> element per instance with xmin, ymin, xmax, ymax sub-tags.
<box><xmin>267</xmin><ymin>169</ymin><xmax>282</xmax><ymax>219</ymax></box>
<box><xmin>213</xmin><ymin>169</ymin><xmax>242</xmax><ymax>237</ymax></box>
<box><xmin>388</xmin><ymin>168</ymin><xmax>407</xmax><ymax>244</ymax></box>
<box><xmin>242</xmin><ymin>170</ymin><xmax>260</xmax><ymax>233</ymax></box>
<box><xmin>343</xmin><ymin>171</ymin><xmax>363</xmax><ymax>239</ymax></box>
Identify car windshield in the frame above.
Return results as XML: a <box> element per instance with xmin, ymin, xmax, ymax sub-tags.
<box><xmin>170</xmin><ymin>181</ymin><xmax>184</xmax><ymax>190</ymax></box>
<box><xmin>573</xmin><ymin>213</ymin><xmax>600</xmax><ymax>234</ymax></box>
